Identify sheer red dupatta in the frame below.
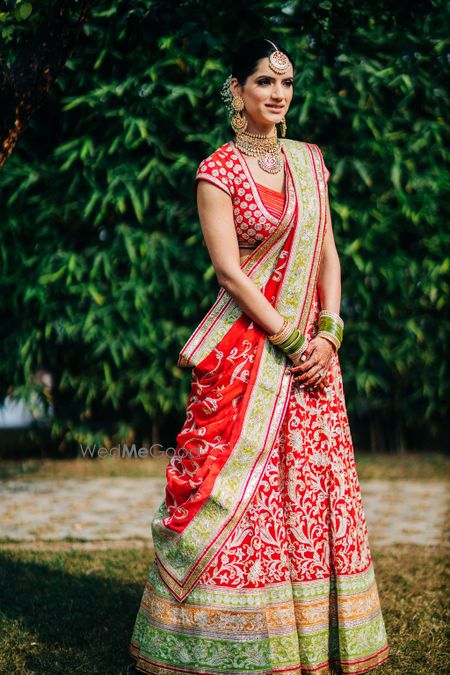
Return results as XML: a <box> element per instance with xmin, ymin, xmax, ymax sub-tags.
<box><xmin>151</xmin><ymin>140</ymin><xmax>329</xmax><ymax>601</ymax></box>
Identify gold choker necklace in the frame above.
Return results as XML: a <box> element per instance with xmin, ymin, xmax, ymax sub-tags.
<box><xmin>234</xmin><ymin>130</ymin><xmax>283</xmax><ymax>174</ymax></box>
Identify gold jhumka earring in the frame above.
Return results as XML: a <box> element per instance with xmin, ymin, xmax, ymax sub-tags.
<box><xmin>230</xmin><ymin>93</ymin><xmax>247</xmax><ymax>134</ymax></box>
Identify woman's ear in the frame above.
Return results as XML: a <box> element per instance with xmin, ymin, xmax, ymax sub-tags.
<box><xmin>229</xmin><ymin>78</ymin><xmax>241</xmax><ymax>97</ymax></box>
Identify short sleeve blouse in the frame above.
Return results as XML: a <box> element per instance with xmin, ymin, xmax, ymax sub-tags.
<box><xmin>194</xmin><ymin>141</ymin><xmax>330</xmax><ymax>248</ymax></box>
<box><xmin>194</xmin><ymin>150</ymin><xmax>236</xmax><ymax>199</ymax></box>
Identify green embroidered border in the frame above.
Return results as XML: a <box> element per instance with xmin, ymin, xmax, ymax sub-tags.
<box><xmin>130</xmin><ymin>562</ymin><xmax>389</xmax><ymax>674</ymax></box>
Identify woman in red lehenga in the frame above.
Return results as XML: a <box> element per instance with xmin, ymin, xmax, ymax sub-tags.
<box><xmin>129</xmin><ymin>38</ymin><xmax>390</xmax><ymax>674</ymax></box>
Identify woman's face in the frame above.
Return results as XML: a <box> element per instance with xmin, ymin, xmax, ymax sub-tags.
<box><xmin>231</xmin><ymin>56</ymin><xmax>294</xmax><ymax>132</ymax></box>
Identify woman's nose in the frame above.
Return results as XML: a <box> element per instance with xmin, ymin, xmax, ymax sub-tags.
<box><xmin>271</xmin><ymin>85</ymin><xmax>284</xmax><ymax>99</ymax></box>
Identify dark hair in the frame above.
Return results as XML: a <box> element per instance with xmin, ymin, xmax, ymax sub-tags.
<box><xmin>231</xmin><ymin>38</ymin><xmax>295</xmax><ymax>86</ymax></box>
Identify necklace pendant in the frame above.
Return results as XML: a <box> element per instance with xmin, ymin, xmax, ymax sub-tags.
<box><xmin>258</xmin><ymin>152</ymin><xmax>282</xmax><ymax>174</ymax></box>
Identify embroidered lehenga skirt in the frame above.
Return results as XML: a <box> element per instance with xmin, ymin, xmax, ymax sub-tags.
<box><xmin>128</xmin><ymin>286</ymin><xmax>390</xmax><ymax>674</ymax></box>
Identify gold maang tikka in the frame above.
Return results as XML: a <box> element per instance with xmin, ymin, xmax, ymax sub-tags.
<box><xmin>265</xmin><ymin>39</ymin><xmax>290</xmax><ymax>75</ymax></box>
<box><xmin>266</xmin><ymin>39</ymin><xmax>288</xmax><ymax>138</ymax></box>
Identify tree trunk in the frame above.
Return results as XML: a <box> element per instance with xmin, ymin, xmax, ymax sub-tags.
<box><xmin>0</xmin><ymin>0</ymin><xmax>93</xmax><ymax>167</ymax></box>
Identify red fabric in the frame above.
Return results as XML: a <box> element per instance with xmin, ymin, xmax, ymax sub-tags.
<box><xmin>193</xmin><ymin>285</ymin><xmax>374</xmax><ymax>589</ymax></box>
<box><xmin>255</xmin><ymin>181</ymin><xmax>286</xmax><ymax>220</ymax></box>
<box><xmin>165</xmin><ymin>283</ymin><xmax>376</xmax><ymax>593</ymax></box>
<box><xmin>164</xmin><ymin>217</ymin><xmax>298</xmax><ymax>533</ymax></box>
<box><xmin>194</xmin><ymin>144</ymin><xmax>292</xmax><ymax>248</ymax></box>
<box><xmin>128</xmin><ymin>143</ymin><xmax>390</xmax><ymax>674</ymax></box>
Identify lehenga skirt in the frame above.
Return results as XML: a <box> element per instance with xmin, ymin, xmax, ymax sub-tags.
<box><xmin>129</xmin><ymin>287</ymin><xmax>390</xmax><ymax>674</ymax></box>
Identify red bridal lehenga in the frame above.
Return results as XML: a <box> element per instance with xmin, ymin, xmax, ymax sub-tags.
<box><xmin>129</xmin><ymin>140</ymin><xmax>390</xmax><ymax>674</ymax></box>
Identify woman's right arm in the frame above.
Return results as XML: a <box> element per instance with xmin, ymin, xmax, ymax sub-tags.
<box><xmin>196</xmin><ymin>180</ymin><xmax>285</xmax><ymax>336</ymax></box>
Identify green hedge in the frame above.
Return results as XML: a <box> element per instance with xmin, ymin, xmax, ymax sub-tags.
<box><xmin>0</xmin><ymin>0</ymin><xmax>448</xmax><ymax>453</ymax></box>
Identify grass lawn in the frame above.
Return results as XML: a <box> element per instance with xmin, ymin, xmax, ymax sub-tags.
<box><xmin>1</xmin><ymin>452</ymin><xmax>448</xmax><ymax>672</ymax></box>
<box><xmin>0</xmin><ymin>544</ymin><xmax>448</xmax><ymax>674</ymax></box>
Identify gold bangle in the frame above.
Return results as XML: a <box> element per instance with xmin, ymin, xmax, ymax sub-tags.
<box><xmin>268</xmin><ymin>317</ymin><xmax>294</xmax><ymax>345</ymax></box>
<box><xmin>268</xmin><ymin>316</ymin><xmax>288</xmax><ymax>341</ymax></box>
<box><xmin>317</xmin><ymin>330</ymin><xmax>341</xmax><ymax>352</ymax></box>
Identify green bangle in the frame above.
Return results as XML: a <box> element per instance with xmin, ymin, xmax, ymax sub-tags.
<box><xmin>319</xmin><ymin>310</ymin><xmax>344</xmax><ymax>326</ymax></box>
<box><xmin>284</xmin><ymin>333</ymin><xmax>306</xmax><ymax>354</ymax></box>
<box><xmin>318</xmin><ymin>315</ymin><xmax>343</xmax><ymax>332</ymax></box>
<box><xmin>318</xmin><ymin>317</ymin><xmax>343</xmax><ymax>341</ymax></box>
<box><xmin>278</xmin><ymin>328</ymin><xmax>300</xmax><ymax>350</ymax></box>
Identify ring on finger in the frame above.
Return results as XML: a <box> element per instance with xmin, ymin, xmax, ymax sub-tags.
<box><xmin>313</xmin><ymin>371</ymin><xmax>326</xmax><ymax>389</ymax></box>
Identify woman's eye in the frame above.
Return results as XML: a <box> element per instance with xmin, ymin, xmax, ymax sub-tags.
<box><xmin>258</xmin><ymin>79</ymin><xmax>293</xmax><ymax>86</ymax></box>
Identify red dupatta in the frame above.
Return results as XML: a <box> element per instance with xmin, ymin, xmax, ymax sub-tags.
<box><xmin>151</xmin><ymin>140</ymin><xmax>329</xmax><ymax>602</ymax></box>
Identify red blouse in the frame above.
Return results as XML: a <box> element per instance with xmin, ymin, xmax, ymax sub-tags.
<box><xmin>195</xmin><ymin>140</ymin><xmax>329</xmax><ymax>250</ymax></box>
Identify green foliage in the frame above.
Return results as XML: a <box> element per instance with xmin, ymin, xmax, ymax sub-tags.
<box><xmin>0</xmin><ymin>0</ymin><xmax>448</xmax><ymax>451</ymax></box>
<box><xmin>0</xmin><ymin>0</ymin><xmax>37</xmax><ymax>43</ymax></box>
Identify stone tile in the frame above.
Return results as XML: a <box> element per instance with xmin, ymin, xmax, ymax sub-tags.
<box><xmin>0</xmin><ymin>477</ymin><xmax>448</xmax><ymax>547</ymax></box>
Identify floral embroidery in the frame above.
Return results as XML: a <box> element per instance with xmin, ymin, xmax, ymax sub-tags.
<box><xmin>129</xmin><ymin>289</ymin><xmax>390</xmax><ymax>674</ymax></box>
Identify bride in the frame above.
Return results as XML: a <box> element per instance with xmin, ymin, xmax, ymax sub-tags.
<box><xmin>129</xmin><ymin>36</ymin><xmax>390</xmax><ymax>675</ymax></box>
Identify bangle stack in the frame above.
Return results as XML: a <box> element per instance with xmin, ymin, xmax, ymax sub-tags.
<box><xmin>268</xmin><ymin>316</ymin><xmax>308</xmax><ymax>362</ymax></box>
<box><xmin>317</xmin><ymin>310</ymin><xmax>344</xmax><ymax>352</ymax></box>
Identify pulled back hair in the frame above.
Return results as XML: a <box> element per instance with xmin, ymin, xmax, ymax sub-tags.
<box><xmin>231</xmin><ymin>38</ymin><xmax>295</xmax><ymax>86</ymax></box>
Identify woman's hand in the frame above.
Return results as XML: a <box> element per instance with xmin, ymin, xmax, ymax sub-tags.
<box><xmin>289</xmin><ymin>336</ymin><xmax>335</xmax><ymax>392</ymax></box>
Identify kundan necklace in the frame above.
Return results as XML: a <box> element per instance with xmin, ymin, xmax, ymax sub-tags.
<box><xmin>234</xmin><ymin>129</ymin><xmax>283</xmax><ymax>174</ymax></box>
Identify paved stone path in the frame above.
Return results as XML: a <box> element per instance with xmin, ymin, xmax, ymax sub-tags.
<box><xmin>0</xmin><ymin>478</ymin><xmax>448</xmax><ymax>548</ymax></box>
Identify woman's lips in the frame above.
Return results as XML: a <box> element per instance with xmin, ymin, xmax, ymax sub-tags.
<box><xmin>266</xmin><ymin>105</ymin><xmax>284</xmax><ymax>111</ymax></box>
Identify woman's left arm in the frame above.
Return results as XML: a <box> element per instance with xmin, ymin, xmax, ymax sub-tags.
<box><xmin>290</xmin><ymin>195</ymin><xmax>342</xmax><ymax>389</ymax></box>
<box><xmin>316</xmin><ymin>198</ymin><xmax>341</xmax><ymax>315</ymax></box>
